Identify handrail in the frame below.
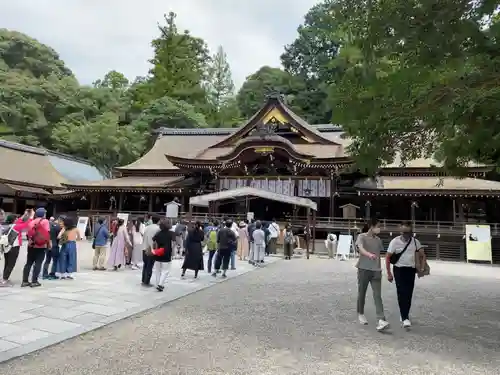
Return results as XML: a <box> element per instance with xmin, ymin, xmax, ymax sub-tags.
<box><xmin>72</xmin><ymin>209</ymin><xmax>499</xmax><ymax>235</ymax></box>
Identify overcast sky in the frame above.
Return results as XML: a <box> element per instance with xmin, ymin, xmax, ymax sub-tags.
<box><xmin>1</xmin><ymin>0</ymin><xmax>320</xmax><ymax>87</ymax></box>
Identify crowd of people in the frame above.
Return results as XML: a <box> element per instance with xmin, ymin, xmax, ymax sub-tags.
<box><xmin>0</xmin><ymin>207</ymin><xmax>80</xmax><ymax>287</ymax></box>
<box><xmin>0</xmin><ymin>208</ymin><xmax>429</xmax><ymax>330</ymax></box>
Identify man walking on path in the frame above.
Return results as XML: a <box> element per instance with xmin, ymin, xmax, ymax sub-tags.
<box><xmin>141</xmin><ymin>215</ymin><xmax>160</xmax><ymax>286</ymax></box>
<box><xmin>92</xmin><ymin>218</ymin><xmax>109</xmax><ymax>271</ymax></box>
<box><xmin>212</xmin><ymin>220</ymin><xmax>236</xmax><ymax>278</ymax></box>
<box><xmin>268</xmin><ymin>218</ymin><xmax>280</xmax><ymax>254</ymax></box>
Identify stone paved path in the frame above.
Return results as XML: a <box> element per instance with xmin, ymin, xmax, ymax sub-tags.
<box><xmin>1</xmin><ymin>253</ymin><xmax>499</xmax><ymax>374</ymax></box>
<box><xmin>0</xmin><ymin>241</ymin><xmax>278</xmax><ymax>362</ymax></box>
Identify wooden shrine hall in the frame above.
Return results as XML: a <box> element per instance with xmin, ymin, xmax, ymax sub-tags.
<box><xmin>62</xmin><ymin>94</ymin><xmax>500</xmax><ymax>263</ymax></box>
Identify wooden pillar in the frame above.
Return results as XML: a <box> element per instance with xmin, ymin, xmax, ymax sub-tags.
<box><xmin>148</xmin><ymin>193</ymin><xmax>154</xmax><ymax>213</ymax></box>
<box><xmin>118</xmin><ymin>192</ymin><xmax>124</xmax><ymax>212</ymax></box>
<box><xmin>181</xmin><ymin>195</ymin><xmax>186</xmax><ymax>214</ymax></box>
<box><xmin>312</xmin><ymin>209</ymin><xmax>316</xmax><ymax>254</ymax></box>
<box><xmin>364</xmin><ymin>200</ymin><xmax>372</xmax><ymax>220</ymax></box>
<box><xmin>306</xmin><ymin>207</ymin><xmax>311</xmax><ymax>260</ymax></box>
<box><xmin>90</xmin><ymin>193</ymin><xmax>96</xmax><ymax>210</ymax></box>
<box><xmin>329</xmin><ymin>171</ymin><xmax>336</xmax><ymax>219</ymax></box>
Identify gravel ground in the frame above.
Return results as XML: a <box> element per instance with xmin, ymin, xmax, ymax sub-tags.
<box><xmin>1</xmin><ymin>258</ymin><xmax>499</xmax><ymax>375</ymax></box>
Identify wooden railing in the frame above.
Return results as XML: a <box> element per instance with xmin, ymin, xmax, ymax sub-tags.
<box><xmin>70</xmin><ymin>209</ymin><xmax>500</xmax><ymax>236</ymax></box>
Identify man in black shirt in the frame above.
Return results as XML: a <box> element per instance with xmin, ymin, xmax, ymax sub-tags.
<box><xmin>212</xmin><ymin>220</ymin><xmax>236</xmax><ymax>278</ymax></box>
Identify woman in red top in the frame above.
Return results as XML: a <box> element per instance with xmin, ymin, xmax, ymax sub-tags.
<box><xmin>1</xmin><ymin>210</ymin><xmax>33</xmax><ymax>287</ymax></box>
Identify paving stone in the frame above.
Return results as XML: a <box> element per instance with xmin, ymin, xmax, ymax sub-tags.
<box><xmin>32</xmin><ymin>298</ymin><xmax>82</xmax><ymax>309</ymax></box>
<box><xmin>66</xmin><ymin>312</ymin><xmax>109</xmax><ymax>325</ymax></box>
<box><xmin>0</xmin><ymin>340</ymin><xmax>19</xmax><ymax>352</ymax></box>
<box><xmin>0</xmin><ymin>301</ymin><xmax>43</xmax><ymax>313</ymax></box>
<box><xmin>72</xmin><ymin>303</ymin><xmax>127</xmax><ymax>316</ymax></box>
<box><xmin>0</xmin><ymin>323</ymin><xmax>27</xmax><ymax>338</ymax></box>
<box><xmin>1</xmin><ymin>312</ymin><xmax>36</xmax><ymax>324</ymax></box>
<box><xmin>0</xmin><ymin>294</ymin><xmax>41</xmax><ymax>302</ymax></box>
<box><xmin>3</xmin><ymin>329</ymin><xmax>51</xmax><ymax>345</ymax></box>
<box><xmin>16</xmin><ymin>317</ymin><xmax>82</xmax><ymax>334</ymax></box>
<box><xmin>31</xmin><ymin>306</ymin><xmax>84</xmax><ymax>320</ymax></box>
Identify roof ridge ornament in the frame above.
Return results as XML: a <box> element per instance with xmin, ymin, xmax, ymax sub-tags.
<box><xmin>254</xmin><ymin>121</ymin><xmax>277</xmax><ymax>138</ymax></box>
<box><xmin>265</xmin><ymin>91</ymin><xmax>285</xmax><ymax>102</ymax></box>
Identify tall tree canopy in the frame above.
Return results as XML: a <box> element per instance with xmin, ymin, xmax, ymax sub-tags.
<box><xmin>280</xmin><ymin>1</ymin><xmax>342</xmax><ymax>124</ymax></box>
<box><xmin>328</xmin><ymin>0</ymin><xmax>500</xmax><ymax>174</ymax></box>
<box><xmin>148</xmin><ymin>12</ymin><xmax>210</xmax><ymax>110</ymax></box>
<box><xmin>205</xmin><ymin>46</ymin><xmax>242</xmax><ymax>127</ymax></box>
<box><xmin>236</xmin><ymin>66</ymin><xmax>306</xmax><ymax>119</ymax></box>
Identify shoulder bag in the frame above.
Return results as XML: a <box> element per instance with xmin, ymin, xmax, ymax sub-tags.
<box><xmin>389</xmin><ymin>238</ymin><xmax>413</xmax><ymax>265</ymax></box>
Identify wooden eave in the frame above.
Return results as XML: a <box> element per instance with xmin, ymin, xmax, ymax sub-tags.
<box><xmin>0</xmin><ymin>177</ymin><xmax>59</xmax><ymax>192</ymax></box>
<box><xmin>209</xmin><ymin>96</ymin><xmax>335</xmax><ymax>148</ymax></box>
<box><xmin>358</xmin><ymin>189</ymin><xmax>500</xmax><ymax>198</ymax></box>
<box><xmin>380</xmin><ymin>168</ymin><xmax>491</xmax><ymax>176</ymax></box>
<box><xmin>62</xmin><ymin>186</ymin><xmax>186</xmax><ymax>193</ymax></box>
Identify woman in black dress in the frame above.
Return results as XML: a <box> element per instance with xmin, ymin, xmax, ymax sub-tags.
<box><xmin>181</xmin><ymin>221</ymin><xmax>205</xmax><ymax>279</ymax></box>
<box><xmin>152</xmin><ymin>220</ymin><xmax>174</xmax><ymax>292</ymax></box>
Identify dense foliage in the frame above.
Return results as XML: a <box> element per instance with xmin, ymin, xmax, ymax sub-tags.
<box><xmin>1</xmin><ymin>3</ymin><xmax>499</xmax><ymax>174</ymax></box>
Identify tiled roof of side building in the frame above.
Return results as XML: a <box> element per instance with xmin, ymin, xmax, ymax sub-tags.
<box><xmin>0</xmin><ymin>139</ymin><xmax>105</xmax><ymax>187</ymax></box>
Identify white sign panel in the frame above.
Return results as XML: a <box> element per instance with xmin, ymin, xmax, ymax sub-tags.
<box><xmin>117</xmin><ymin>213</ymin><xmax>129</xmax><ymax>227</ymax></box>
<box><xmin>337</xmin><ymin>234</ymin><xmax>353</xmax><ymax>257</ymax></box>
<box><xmin>165</xmin><ymin>201</ymin><xmax>180</xmax><ymax>218</ymax></box>
<box><xmin>77</xmin><ymin>216</ymin><xmax>89</xmax><ymax>240</ymax></box>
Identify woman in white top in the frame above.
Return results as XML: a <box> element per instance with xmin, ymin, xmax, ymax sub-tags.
<box><xmin>131</xmin><ymin>218</ymin><xmax>145</xmax><ymax>270</ymax></box>
<box><xmin>385</xmin><ymin>221</ymin><xmax>426</xmax><ymax>328</ymax></box>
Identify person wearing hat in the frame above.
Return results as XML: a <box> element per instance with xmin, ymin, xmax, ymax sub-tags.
<box><xmin>22</xmin><ymin>208</ymin><xmax>51</xmax><ymax>287</ymax></box>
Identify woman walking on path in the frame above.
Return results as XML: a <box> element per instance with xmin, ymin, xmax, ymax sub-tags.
<box><xmin>131</xmin><ymin>218</ymin><xmax>145</xmax><ymax>270</ymax></box>
<box><xmin>1</xmin><ymin>212</ymin><xmax>32</xmax><ymax>286</ymax></box>
<box><xmin>237</xmin><ymin>221</ymin><xmax>249</xmax><ymax>260</ymax></box>
<box><xmin>386</xmin><ymin>221</ymin><xmax>426</xmax><ymax>329</ymax></box>
<box><xmin>57</xmin><ymin>217</ymin><xmax>79</xmax><ymax>280</ymax></box>
<box><xmin>107</xmin><ymin>219</ymin><xmax>131</xmax><ymax>271</ymax></box>
<box><xmin>181</xmin><ymin>221</ymin><xmax>205</xmax><ymax>279</ymax></box>
<box><xmin>152</xmin><ymin>220</ymin><xmax>174</xmax><ymax>291</ymax></box>
<box><xmin>355</xmin><ymin>217</ymin><xmax>390</xmax><ymax>332</ymax></box>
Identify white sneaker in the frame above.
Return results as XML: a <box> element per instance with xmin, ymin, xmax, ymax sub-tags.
<box><xmin>376</xmin><ymin>319</ymin><xmax>390</xmax><ymax>332</ymax></box>
<box><xmin>131</xmin><ymin>265</ymin><xmax>139</xmax><ymax>270</ymax></box>
<box><xmin>358</xmin><ymin>314</ymin><xmax>368</xmax><ymax>325</ymax></box>
<box><xmin>402</xmin><ymin>319</ymin><xmax>411</xmax><ymax>328</ymax></box>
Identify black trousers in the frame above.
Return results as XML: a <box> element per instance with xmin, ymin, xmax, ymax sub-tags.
<box><xmin>393</xmin><ymin>266</ymin><xmax>416</xmax><ymax>320</ymax></box>
<box><xmin>3</xmin><ymin>246</ymin><xmax>20</xmax><ymax>280</ymax></box>
<box><xmin>23</xmin><ymin>247</ymin><xmax>46</xmax><ymax>283</ymax></box>
<box><xmin>284</xmin><ymin>243</ymin><xmax>293</xmax><ymax>258</ymax></box>
<box><xmin>43</xmin><ymin>246</ymin><xmax>60</xmax><ymax>277</ymax></box>
<box><xmin>207</xmin><ymin>250</ymin><xmax>216</xmax><ymax>273</ymax></box>
<box><xmin>142</xmin><ymin>251</ymin><xmax>155</xmax><ymax>284</ymax></box>
<box><xmin>214</xmin><ymin>248</ymin><xmax>231</xmax><ymax>271</ymax></box>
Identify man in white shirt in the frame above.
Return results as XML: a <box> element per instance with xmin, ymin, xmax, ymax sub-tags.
<box><xmin>229</xmin><ymin>219</ymin><xmax>239</xmax><ymax>270</ymax></box>
<box><xmin>268</xmin><ymin>218</ymin><xmax>280</xmax><ymax>254</ymax></box>
<box><xmin>141</xmin><ymin>215</ymin><xmax>160</xmax><ymax>287</ymax></box>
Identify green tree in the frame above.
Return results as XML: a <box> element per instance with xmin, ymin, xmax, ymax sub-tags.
<box><xmin>236</xmin><ymin>66</ymin><xmax>305</xmax><ymax>119</ymax></box>
<box><xmin>280</xmin><ymin>1</ymin><xmax>343</xmax><ymax>124</ymax></box>
<box><xmin>131</xmin><ymin>96</ymin><xmax>207</xmax><ymax>133</ymax></box>
<box><xmin>93</xmin><ymin>70</ymin><xmax>129</xmax><ymax>90</ymax></box>
<box><xmin>328</xmin><ymin>0</ymin><xmax>500</xmax><ymax>174</ymax></box>
<box><xmin>205</xmin><ymin>46</ymin><xmax>242</xmax><ymax>127</ymax></box>
<box><xmin>0</xmin><ymin>29</ymin><xmax>73</xmax><ymax>78</ymax></box>
<box><xmin>148</xmin><ymin>12</ymin><xmax>210</xmax><ymax>109</ymax></box>
<box><xmin>52</xmin><ymin>112</ymin><xmax>144</xmax><ymax>176</ymax></box>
